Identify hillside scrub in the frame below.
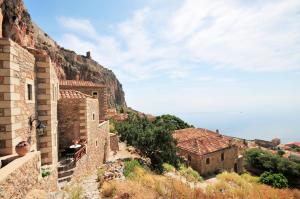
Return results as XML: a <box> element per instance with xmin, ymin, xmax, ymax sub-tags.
<box><xmin>114</xmin><ymin>113</ymin><xmax>193</xmax><ymax>172</ymax></box>
<box><xmin>178</xmin><ymin>164</ymin><xmax>203</xmax><ymax>182</ymax></box>
<box><xmin>206</xmin><ymin>172</ymin><xmax>300</xmax><ymax>199</ymax></box>
<box><xmin>259</xmin><ymin>171</ymin><xmax>289</xmax><ymax>188</ymax></box>
<box><xmin>100</xmin><ymin>168</ymin><xmax>300</xmax><ymax>199</ymax></box>
<box><xmin>244</xmin><ymin>148</ymin><xmax>300</xmax><ymax>186</ymax></box>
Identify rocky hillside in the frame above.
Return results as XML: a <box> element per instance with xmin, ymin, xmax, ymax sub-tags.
<box><xmin>0</xmin><ymin>0</ymin><xmax>126</xmax><ymax>109</ymax></box>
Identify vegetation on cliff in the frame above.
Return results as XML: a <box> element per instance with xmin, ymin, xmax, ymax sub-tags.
<box><xmin>114</xmin><ymin>113</ymin><xmax>193</xmax><ymax>172</ymax></box>
<box><xmin>245</xmin><ymin>148</ymin><xmax>300</xmax><ymax>187</ymax></box>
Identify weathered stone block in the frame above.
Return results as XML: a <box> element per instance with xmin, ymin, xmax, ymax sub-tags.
<box><xmin>0</xmin><ymin>140</ymin><xmax>6</xmax><ymax>148</ymax></box>
<box><xmin>0</xmin><ymin>125</ymin><xmax>6</xmax><ymax>132</ymax></box>
<box><xmin>0</xmin><ymin>92</ymin><xmax>4</xmax><ymax>100</ymax></box>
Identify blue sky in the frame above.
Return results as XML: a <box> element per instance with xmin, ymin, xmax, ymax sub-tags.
<box><xmin>24</xmin><ymin>0</ymin><xmax>300</xmax><ymax>141</ymax></box>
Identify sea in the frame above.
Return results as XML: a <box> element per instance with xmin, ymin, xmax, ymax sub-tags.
<box><xmin>175</xmin><ymin>110</ymin><xmax>300</xmax><ymax>144</ymax></box>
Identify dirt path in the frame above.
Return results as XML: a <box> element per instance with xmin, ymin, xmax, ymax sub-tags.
<box><xmin>80</xmin><ymin>171</ymin><xmax>101</xmax><ymax>199</ymax></box>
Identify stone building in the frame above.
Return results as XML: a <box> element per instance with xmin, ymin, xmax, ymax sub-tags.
<box><xmin>59</xmin><ymin>78</ymin><xmax>108</xmax><ymax>121</ymax></box>
<box><xmin>57</xmin><ymin>89</ymin><xmax>109</xmax><ymax>185</ymax></box>
<box><xmin>0</xmin><ymin>38</ymin><xmax>59</xmax><ymax>198</ymax></box>
<box><xmin>0</xmin><ymin>37</ymin><xmax>110</xmax><ymax>197</ymax></box>
<box><xmin>173</xmin><ymin>128</ymin><xmax>243</xmax><ymax>176</ymax></box>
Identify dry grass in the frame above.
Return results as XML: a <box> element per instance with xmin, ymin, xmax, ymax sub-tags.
<box><xmin>206</xmin><ymin>172</ymin><xmax>300</xmax><ymax>199</ymax></box>
<box><xmin>100</xmin><ymin>166</ymin><xmax>206</xmax><ymax>199</ymax></box>
<box><xmin>64</xmin><ymin>184</ymin><xmax>83</xmax><ymax>199</ymax></box>
<box><xmin>101</xmin><ymin>182</ymin><xmax>117</xmax><ymax>197</ymax></box>
<box><xmin>100</xmin><ymin>167</ymin><xmax>300</xmax><ymax>199</ymax></box>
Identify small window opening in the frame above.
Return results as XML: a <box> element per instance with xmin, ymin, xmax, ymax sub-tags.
<box><xmin>96</xmin><ymin>140</ymin><xmax>98</xmax><ymax>146</ymax></box>
<box><xmin>188</xmin><ymin>155</ymin><xmax>192</xmax><ymax>162</ymax></box>
<box><xmin>206</xmin><ymin>158</ymin><xmax>210</xmax><ymax>165</ymax></box>
<box><xmin>27</xmin><ymin>84</ymin><xmax>32</xmax><ymax>100</ymax></box>
<box><xmin>92</xmin><ymin>91</ymin><xmax>98</xmax><ymax>97</ymax></box>
<box><xmin>221</xmin><ymin>152</ymin><xmax>224</xmax><ymax>161</ymax></box>
<box><xmin>92</xmin><ymin>113</ymin><xmax>95</xmax><ymax>121</ymax></box>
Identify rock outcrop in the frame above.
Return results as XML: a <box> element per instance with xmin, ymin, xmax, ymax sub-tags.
<box><xmin>0</xmin><ymin>0</ymin><xmax>126</xmax><ymax>108</ymax></box>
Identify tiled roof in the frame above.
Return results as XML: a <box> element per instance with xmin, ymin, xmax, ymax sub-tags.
<box><xmin>60</xmin><ymin>89</ymin><xmax>93</xmax><ymax>99</ymax></box>
<box><xmin>286</xmin><ymin>142</ymin><xmax>300</xmax><ymax>148</ymax></box>
<box><xmin>59</xmin><ymin>80</ymin><xmax>105</xmax><ymax>88</ymax></box>
<box><xmin>173</xmin><ymin>128</ymin><xmax>233</xmax><ymax>156</ymax></box>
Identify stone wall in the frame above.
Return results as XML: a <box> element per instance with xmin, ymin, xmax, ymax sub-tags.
<box><xmin>59</xmin><ymin>85</ymin><xmax>108</xmax><ymax>121</ymax></box>
<box><xmin>110</xmin><ymin>133</ymin><xmax>119</xmax><ymax>152</ymax></box>
<box><xmin>0</xmin><ymin>151</ymin><xmax>58</xmax><ymax>199</ymax></box>
<box><xmin>0</xmin><ymin>38</ymin><xmax>37</xmax><ymax>156</ymax></box>
<box><xmin>71</xmin><ymin>120</ymin><xmax>110</xmax><ymax>181</ymax></box>
<box><xmin>58</xmin><ymin>98</ymin><xmax>83</xmax><ymax>150</ymax></box>
<box><xmin>178</xmin><ymin>145</ymin><xmax>240</xmax><ymax>176</ymax></box>
<box><xmin>28</xmin><ymin>48</ymin><xmax>59</xmax><ymax>165</ymax></box>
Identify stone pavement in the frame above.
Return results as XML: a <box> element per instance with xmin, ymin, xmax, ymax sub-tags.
<box><xmin>81</xmin><ymin>171</ymin><xmax>101</xmax><ymax>199</ymax></box>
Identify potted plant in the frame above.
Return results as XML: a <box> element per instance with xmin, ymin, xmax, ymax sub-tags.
<box><xmin>15</xmin><ymin>141</ymin><xmax>30</xmax><ymax>157</ymax></box>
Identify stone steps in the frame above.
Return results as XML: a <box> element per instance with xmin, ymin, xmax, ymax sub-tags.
<box><xmin>58</xmin><ymin>169</ymin><xmax>75</xmax><ymax>178</ymax></box>
<box><xmin>57</xmin><ymin>158</ymin><xmax>76</xmax><ymax>189</ymax></box>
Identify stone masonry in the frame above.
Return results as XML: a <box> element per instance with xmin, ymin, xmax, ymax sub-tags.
<box><xmin>59</xmin><ymin>79</ymin><xmax>108</xmax><ymax>121</ymax></box>
<box><xmin>0</xmin><ymin>38</ymin><xmax>37</xmax><ymax>155</ymax></box>
<box><xmin>0</xmin><ymin>151</ymin><xmax>57</xmax><ymax>199</ymax></box>
<box><xmin>28</xmin><ymin>48</ymin><xmax>59</xmax><ymax>165</ymax></box>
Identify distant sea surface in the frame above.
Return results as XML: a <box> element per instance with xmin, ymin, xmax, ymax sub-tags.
<box><xmin>175</xmin><ymin>110</ymin><xmax>300</xmax><ymax>144</ymax></box>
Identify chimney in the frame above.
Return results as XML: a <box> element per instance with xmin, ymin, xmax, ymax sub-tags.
<box><xmin>75</xmin><ymin>71</ymin><xmax>80</xmax><ymax>81</ymax></box>
<box><xmin>86</xmin><ymin>51</ymin><xmax>91</xmax><ymax>59</ymax></box>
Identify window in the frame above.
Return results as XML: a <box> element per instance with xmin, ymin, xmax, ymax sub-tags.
<box><xmin>92</xmin><ymin>113</ymin><xmax>95</xmax><ymax>121</ymax></box>
<box><xmin>95</xmin><ymin>140</ymin><xmax>98</xmax><ymax>146</ymax></box>
<box><xmin>221</xmin><ymin>152</ymin><xmax>224</xmax><ymax>161</ymax></box>
<box><xmin>206</xmin><ymin>158</ymin><xmax>210</xmax><ymax>165</ymax></box>
<box><xmin>27</xmin><ymin>84</ymin><xmax>33</xmax><ymax>100</ymax></box>
<box><xmin>92</xmin><ymin>91</ymin><xmax>98</xmax><ymax>98</ymax></box>
<box><xmin>188</xmin><ymin>155</ymin><xmax>192</xmax><ymax>162</ymax></box>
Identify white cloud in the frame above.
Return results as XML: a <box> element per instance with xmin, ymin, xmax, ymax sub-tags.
<box><xmin>169</xmin><ymin>0</ymin><xmax>300</xmax><ymax>71</ymax></box>
<box><xmin>57</xmin><ymin>0</ymin><xmax>300</xmax><ymax>82</ymax></box>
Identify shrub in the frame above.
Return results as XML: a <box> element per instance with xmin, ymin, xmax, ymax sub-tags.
<box><xmin>259</xmin><ymin>171</ymin><xmax>288</xmax><ymax>188</ymax></box>
<box><xmin>244</xmin><ymin>148</ymin><xmax>300</xmax><ymax>185</ymax></box>
<box><xmin>179</xmin><ymin>164</ymin><xmax>203</xmax><ymax>182</ymax></box>
<box><xmin>101</xmin><ymin>182</ymin><xmax>116</xmax><ymax>197</ymax></box>
<box><xmin>124</xmin><ymin>159</ymin><xmax>142</xmax><ymax>178</ymax></box>
<box><xmin>97</xmin><ymin>167</ymin><xmax>105</xmax><ymax>187</ymax></box>
<box><xmin>162</xmin><ymin>163</ymin><xmax>175</xmax><ymax>172</ymax></box>
<box><xmin>64</xmin><ymin>184</ymin><xmax>83</xmax><ymax>199</ymax></box>
<box><xmin>241</xmin><ymin>173</ymin><xmax>259</xmax><ymax>183</ymax></box>
<box><xmin>277</xmin><ymin>150</ymin><xmax>285</xmax><ymax>156</ymax></box>
<box><xmin>41</xmin><ymin>168</ymin><xmax>51</xmax><ymax>177</ymax></box>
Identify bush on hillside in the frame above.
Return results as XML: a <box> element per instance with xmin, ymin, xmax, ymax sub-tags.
<box><xmin>244</xmin><ymin>148</ymin><xmax>300</xmax><ymax>186</ymax></box>
<box><xmin>178</xmin><ymin>164</ymin><xmax>203</xmax><ymax>182</ymax></box>
<box><xmin>115</xmin><ymin>113</ymin><xmax>192</xmax><ymax>172</ymax></box>
<box><xmin>277</xmin><ymin>150</ymin><xmax>285</xmax><ymax>156</ymax></box>
<box><xmin>162</xmin><ymin>163</ymin><xmax>175</xmax><ymax>172</ymax></box>
<box><xmin>259</xmin><ymin>171</ymin><xmax>288</xmax><ymax>188</ymax></box>
<box><xmin>124</xmin><ymin>159</ymin><xmax>142</xmax><ymax>178</ymax></box>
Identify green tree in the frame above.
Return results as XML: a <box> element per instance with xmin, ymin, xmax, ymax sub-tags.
<box><xmin>259</xmin><ymin>171</ymin><xmax>288</xmax><ymax>188</ymax></box>
<box><xmin>244</xmin><ymin>148</ymin><xmax>300</xmax><ymax>186</ymax></box>
<box><xmin>114</xmin><ymin>113</ymin><xmax>191</xmax><ymax>172</ymax></box>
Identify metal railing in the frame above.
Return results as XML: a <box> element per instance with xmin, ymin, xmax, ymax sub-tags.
<box><xmin>74</xmin><ymin>145</ymin><xmax>86</xmax><ymax>162</ymax></box>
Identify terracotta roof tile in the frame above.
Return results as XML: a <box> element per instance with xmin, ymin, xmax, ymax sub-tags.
<box><xmin>59</xmin><ymin>89</ymin><xmax>93</xmax><ymax>99</ymax></box>
<box><xmin>286</xmin><ymin>142</ymin><xmax>300</xmax><ymax>148</ymax></box>
<box><xmin>173</xmin><ymin>128</ymin><xmax>233</xmax><ymax>155</ymax></box>
<box><xmin>59</xmin><ymin>80</ymin><xmax>105</xmax><ymax>88</ymax></box>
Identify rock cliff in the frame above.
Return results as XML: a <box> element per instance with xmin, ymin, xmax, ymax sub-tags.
<box><xmin>0</xmin><ymin>0</ymin><xmax>126</xmax><ymax>108</ymax></box>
